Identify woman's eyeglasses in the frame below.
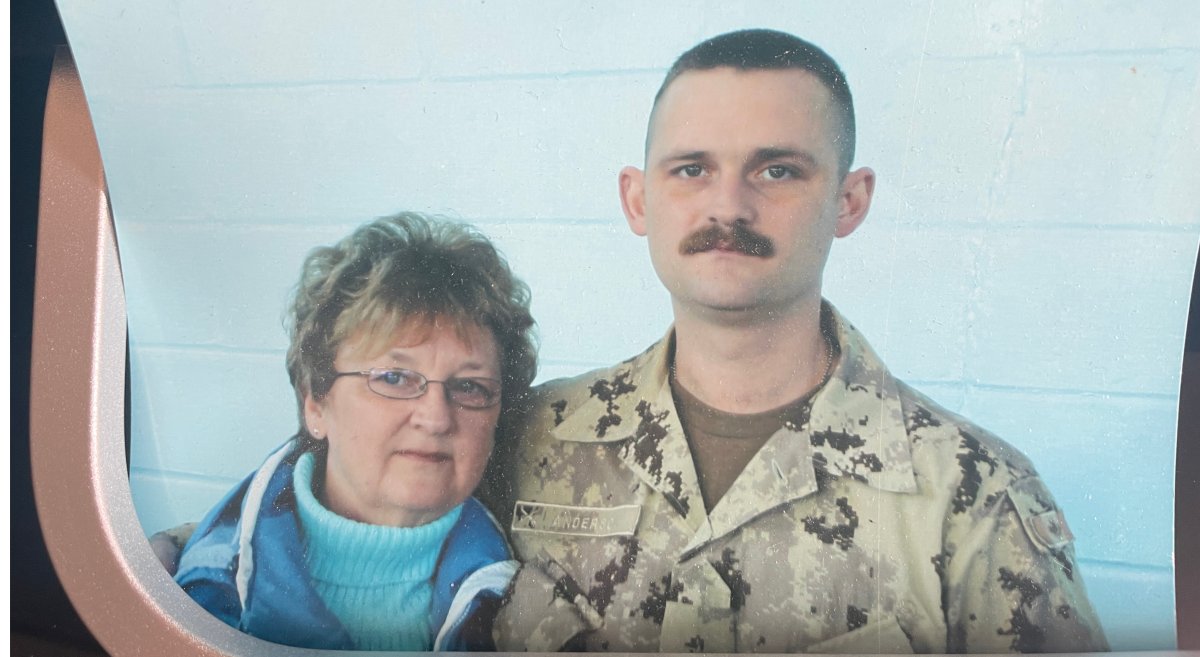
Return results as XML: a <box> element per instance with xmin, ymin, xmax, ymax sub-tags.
<box><xmin>332</xmin><ymin>368</ymin><xmax>502</xmax><ymax>409</ymax></box>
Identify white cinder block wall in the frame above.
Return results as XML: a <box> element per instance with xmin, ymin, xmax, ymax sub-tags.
<box><xmin>57</xmin><ymin>1</ymin><xmax>1199</xmax><ymax>649</ymax></box>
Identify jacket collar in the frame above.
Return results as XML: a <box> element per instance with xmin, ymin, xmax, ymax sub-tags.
<box><xmin>240</xmin><ymin>444</ymin><xmax>354</xmax><ymax>649</ymax></box>
<box><xmin>550</xmin><ymin>302</ymin><xmax>918</xmax><ymax>548</ymax></box>
<box><xmin>238</xmin><ymin>442</ymin><xmax>512</xmax><ymax>649</ymax></box>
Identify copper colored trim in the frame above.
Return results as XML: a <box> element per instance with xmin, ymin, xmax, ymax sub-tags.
<box><xmin>28</xmin><ymin>47</ymin><xmax>314</xmax><ymax>657</ymax></box>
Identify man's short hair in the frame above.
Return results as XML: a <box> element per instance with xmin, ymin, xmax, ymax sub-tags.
<box><xmin>650</xmin><ymin>29</ymin><xmax>857</xmax><ymax>178</ymax></box>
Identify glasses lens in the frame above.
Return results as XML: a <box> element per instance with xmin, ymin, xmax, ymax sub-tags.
<box><xmin>367</xmin><ymin>368</ymin><xmax>425</xmax><ymax>399</ymax></box>
<box><xmin>445</xmin><ymin>377</ymin><xmax>502</xmax><ymax>408</ymax></box>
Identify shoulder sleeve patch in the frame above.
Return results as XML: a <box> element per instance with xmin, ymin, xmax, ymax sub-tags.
<box><xmin>1006</xmin><ymin>477</ymin><xmax>1075</xmax><ymax>553</ymax></box>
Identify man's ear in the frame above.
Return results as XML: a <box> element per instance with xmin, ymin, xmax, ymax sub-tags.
<box><xmin>619</xmin><ymin>166</ymin><xmax>648</xmax><ymax>236</ymax></box>
<box><xmin>303</xmin><ymin>393</ymin><xmax>327</xmax><ymax>441</ymax></box>
<box><xmin>834</xmin><ymin>167</ymin><xmax>875</xmax><ymax>238</ymax></box>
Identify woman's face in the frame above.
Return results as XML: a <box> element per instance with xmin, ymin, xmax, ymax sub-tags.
<box><xmin>303</xmin><ymin>322</ymin><xmax>501</xmax><ymax>527</ymax></box>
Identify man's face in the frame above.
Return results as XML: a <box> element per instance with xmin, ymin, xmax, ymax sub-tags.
<box><xmin>620</xmin><ymin>67</ymin><xmax>872</xmax><ymax>321</ymax></box>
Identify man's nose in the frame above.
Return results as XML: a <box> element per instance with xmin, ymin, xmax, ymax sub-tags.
<box><xmin>707</xmin><ymin>174</ymin><xmax>756</xmax><ymax>226</ymax></box>
<box><xmin>410</xmin><ymin>382</ymin><xmax>457</xmax><ymax>435</ymax></box>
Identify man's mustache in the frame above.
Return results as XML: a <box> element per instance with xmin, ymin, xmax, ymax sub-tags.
<box><xmin>678</xmin><ymin>224</ymin><xmax>775</xmax><ymax>257</ymax></box>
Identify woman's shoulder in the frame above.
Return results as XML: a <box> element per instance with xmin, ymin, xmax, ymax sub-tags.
<box><xmin>174</xmin><ymin>440</ymin><xmax>303</xmax><ymax>571</ymax></box>
<box><xmin>445</xmin><ymin>497</ymin><xmax>513</xmax><ymax>565</ymax></box>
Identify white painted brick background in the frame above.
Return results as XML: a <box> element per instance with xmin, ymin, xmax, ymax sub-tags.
<box><xmin>57</xmin><ymin>1</ymin><xmax>1199</xmax><ymax>649</ymax></box>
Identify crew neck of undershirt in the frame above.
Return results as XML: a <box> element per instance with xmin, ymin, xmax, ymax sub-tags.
<box><xmin>670</xmin><ymin>378</ymin><xmax>808</xmax><ymax>439</ymax></box>
<box><xmin>668</xmin><ymin>324</ymin><xmax>840</xmax><ymax>512</ymax></box>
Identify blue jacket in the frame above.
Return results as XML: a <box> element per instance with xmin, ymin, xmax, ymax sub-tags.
<box><xmin>174</xmin><ymin>439</ymin><xmax>517</xmax><ymax>651</ymax></box>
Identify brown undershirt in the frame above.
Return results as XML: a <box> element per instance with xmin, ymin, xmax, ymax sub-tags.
<box><xmin>669</xmin><ymin>327</ymin><xmax>839</xmax><ymax>513</ymax></box>
<box><xmin>670</xmin><ymin>378</ymin><xmax>823</xmax><ymax>513</ymax></box>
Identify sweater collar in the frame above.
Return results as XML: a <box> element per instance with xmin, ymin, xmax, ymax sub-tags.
<box><xmin>293</xmin><ymin>451</ymin><xmax>462</xmax><ymax>586</ymax></box>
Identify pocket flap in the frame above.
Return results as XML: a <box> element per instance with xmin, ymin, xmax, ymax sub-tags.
<box><xmin>805</xmin><ymin>615</ymin><xmax>913</xmax><ymax>654</ymax></box>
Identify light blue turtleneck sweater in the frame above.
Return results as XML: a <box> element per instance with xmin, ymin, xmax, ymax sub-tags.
<box><xmin>293</xmin><ymin>452</ymin><xmax>462</xmax><ymax>651</ymax></box>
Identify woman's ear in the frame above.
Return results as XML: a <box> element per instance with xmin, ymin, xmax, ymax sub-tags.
<box><xmin>303</xmin><ymin>394</ymin><xmax>327</xmax><ymax>440</ymax></box>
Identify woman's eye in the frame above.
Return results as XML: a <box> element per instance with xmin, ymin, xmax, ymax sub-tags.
<box><xmin>448</xmin><ymin>378</ymin><xmax>500</xmax><ymax>405</ymax></box>
<box><xmin>453</xmin><ymin>380</ymin><xmax>477</xmax><ymax>394</ymax></box>
<box><xmin>450</xmin><ymin>379</ymin><xmax>485</xmax><ymax>395</ymax></box>
<box><xmin>375</xmin><ymin>370</ymin><xmax>411</xmax><ymax>387</ymax></box>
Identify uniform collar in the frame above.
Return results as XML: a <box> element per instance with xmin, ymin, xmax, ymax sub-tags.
<box><xmin>549</xmin><ymin>302</ymin><xmax>918</xmax><ymax>545</ymax></box>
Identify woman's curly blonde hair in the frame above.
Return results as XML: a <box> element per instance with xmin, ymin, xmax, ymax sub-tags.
<box><xmin>285</xmin><ymin>212</ymin><xmax>537</xmax><ymax>442</ymax></box>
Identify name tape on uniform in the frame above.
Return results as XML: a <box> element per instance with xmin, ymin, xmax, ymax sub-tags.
<box><xmin>511</xmin><ymin>501</ymin><xmax>641</xmax><ymax>537</ymax></box>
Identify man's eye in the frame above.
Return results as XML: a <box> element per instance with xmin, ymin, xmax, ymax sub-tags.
<box><xmin>675</xmin><ymin>164</ymin><xmax>705</xmax><ymax>178</ymax></box>
<box><xmin>761</xmin><ymin>165</ymin><xmax>798</xmax><ymax>180</ymax></box>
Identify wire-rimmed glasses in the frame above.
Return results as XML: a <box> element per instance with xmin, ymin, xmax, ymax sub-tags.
<box><xmin>332</xmin><ymin>368</ymin><xmax>502</xmax><ymax>409</ymax></box>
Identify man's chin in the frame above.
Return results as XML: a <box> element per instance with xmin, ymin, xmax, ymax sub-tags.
<box><xmin>670</xmin><ymin>283</ymin><xmax>817</xmax><ymax>321</ymax></box>
<box><xmin>681</xmin><ymin>294</ymin><xmax>770</xmax><ymax>316</ymax></box>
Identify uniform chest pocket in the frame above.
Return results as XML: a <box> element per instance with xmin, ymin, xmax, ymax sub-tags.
<box><xmin>804</xmin><ymin>615</ymin><xmax>913</xmax><ymax>654</ymax></box>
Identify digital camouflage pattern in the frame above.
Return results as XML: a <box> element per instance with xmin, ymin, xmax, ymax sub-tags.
<box><xmin>485</xmin><ymin>303</ymin><xmax>1107</xmax><ymax>653</ymax></box>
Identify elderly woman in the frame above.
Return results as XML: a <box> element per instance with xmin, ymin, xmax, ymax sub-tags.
<box><xmin>173</xmin><ymin>213</ymin><xmax>536</xmax><ymax>651</ymax></box>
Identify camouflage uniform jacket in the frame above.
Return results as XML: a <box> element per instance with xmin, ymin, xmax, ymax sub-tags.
<box><xmin>487</xmin><ymin>303</ymin><xmax>1107</xmax><ymax>653</ymax></box>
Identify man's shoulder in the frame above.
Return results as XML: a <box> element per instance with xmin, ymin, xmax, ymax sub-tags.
<box><xmin>829</xmin><ymin>305</ymin><xmax>1039</xmax><ymax>486</ymax></box>
<box><xmin>485</xmin><ymin>349</ymin><xmax>659</xmax><ymax>517</ymax></box>
<box><xmin>531</xmin><ymin>364</ymin><xmax>616</xmax><ymax>400</ymax></box>
<box><xmin>533</xmin><ymin>343</ymin><xmax>657</xmax><ymax>398</ymax></box>
<box><xmin>522</xmin><ymin>344</ymin><xmax>660</xmax><ymax>424</ymax></box>
<box><xmin>894</xmin><ymin>380</ymin><xmax>1043</xmax><ymax>508</ymax></box>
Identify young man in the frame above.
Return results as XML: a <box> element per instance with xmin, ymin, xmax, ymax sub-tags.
<box><xmin>488</xmin><ymin>29</ymin><xmax>1108</xmax><ymax>653</ymax></box>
